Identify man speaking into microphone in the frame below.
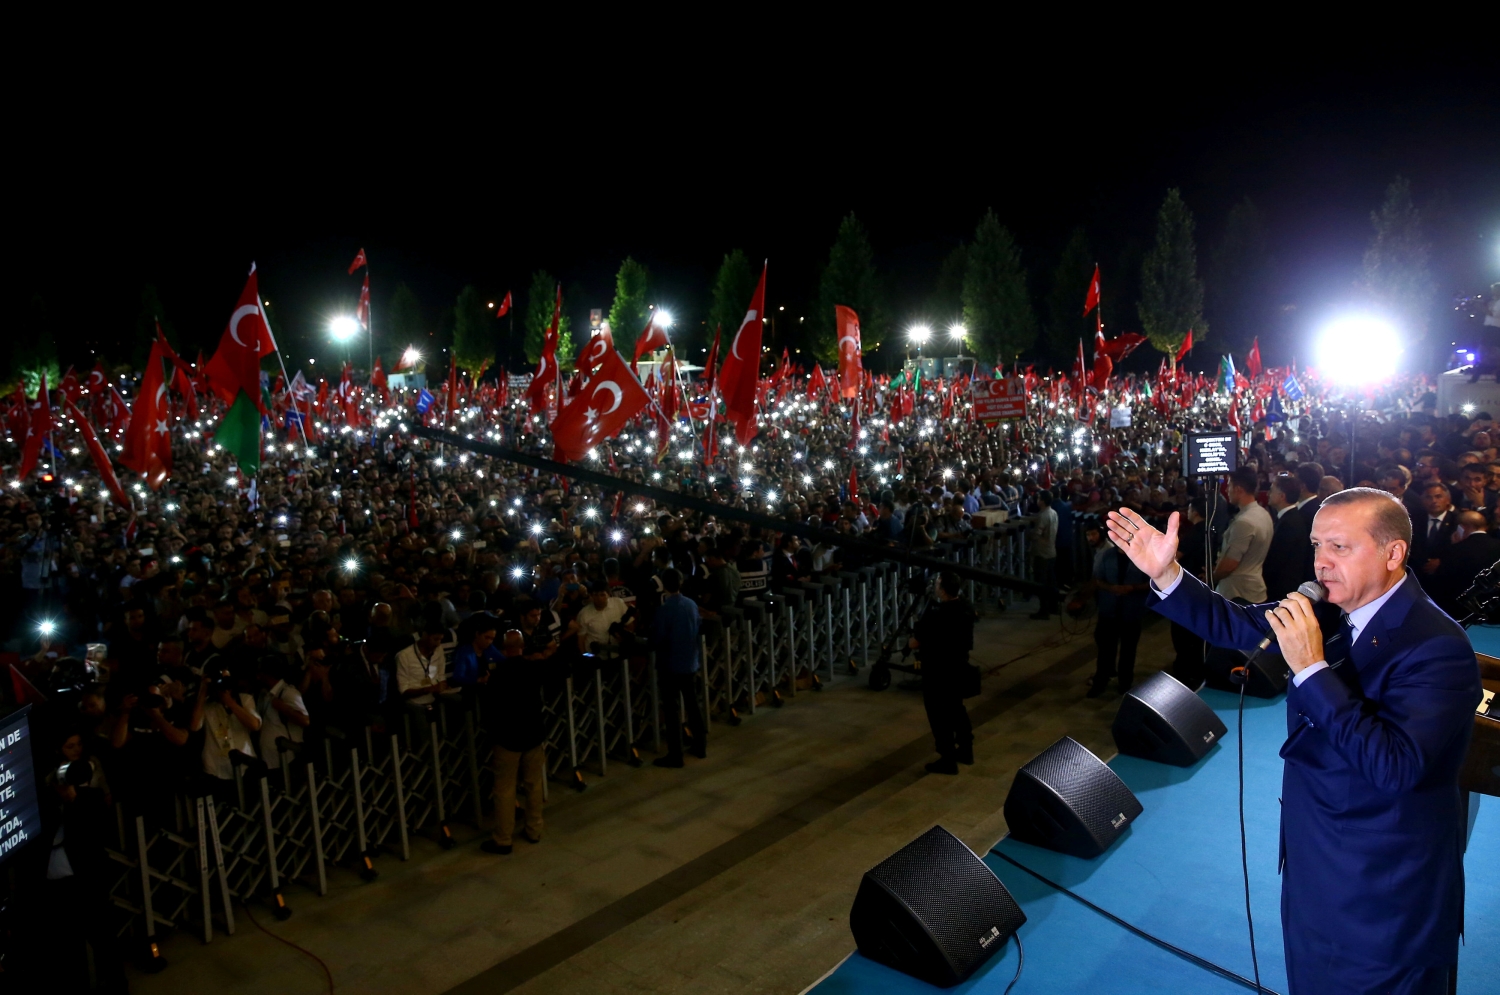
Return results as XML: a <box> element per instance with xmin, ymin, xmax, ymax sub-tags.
<box><xmin>1106</xmin><ymin>487</ymin><xmax>1481</xmax><ymax>995</ymax></box>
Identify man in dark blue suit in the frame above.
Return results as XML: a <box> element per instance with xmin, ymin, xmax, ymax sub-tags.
<box><xmin>1107</xmin><ymin>488</ymin><xmax>1481</xmax><ymax>995</ymax></box>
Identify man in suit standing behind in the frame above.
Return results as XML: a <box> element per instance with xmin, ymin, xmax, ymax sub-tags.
<box><xmin>1263</xmin><ymin>474</ymin><xmax>1312</xmax><ymax>600</ymax></box>
<box><xmin>1413</xmin><ymin>481</ymin><xmax>1459</xmax><ymax>589</ymax></box>
<box><xmin>1430</xmin><ymin>509</ymin><xmax>1500</xmax><ymax>620</ymax></box>
<box><xmin>1106</xmin><ymin>489</ymin><xmax>1480</xmax><ymax>994</ymax></box>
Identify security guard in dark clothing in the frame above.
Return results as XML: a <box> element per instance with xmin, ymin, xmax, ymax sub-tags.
<box><xmin>910</xmin><ymin>570</ymin><xmax>977</xmax><ymax>775</ymax></box>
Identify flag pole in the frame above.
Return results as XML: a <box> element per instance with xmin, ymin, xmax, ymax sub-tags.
<box><xmin>256</xmin><ymin>292</ymin><xmax>311</xmax><ymax>450</ymax></box>
<box><xmin>366</xmin><ymin>258</ymin><xmax>375</xmax><ymax>376</ymax></box>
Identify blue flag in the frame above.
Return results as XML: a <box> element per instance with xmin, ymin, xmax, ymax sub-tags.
<box><xmin>1282</xmin><ymin>372</ymin><xmax>1303</xmax><ymax>401</ymax></box>
<box><xmin>1265</xmin><ymin>389</ymin><xmax>1285</xmax><ymax>423</ymax></box>
<box><xmin>284</xmin><ymin>410</ymin><xmax>305</xmax><ymax>431</ymax></box>
<box><xmin>416</xmin><ymin>389</ymin><xmax>435</xmax><ymax>414</ymax></box>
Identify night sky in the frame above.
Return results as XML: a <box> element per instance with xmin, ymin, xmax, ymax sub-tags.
<box><xmin>17</xmin><ymin>55</ymin><xmax>1498</xmax><ymax>377</ymax></box>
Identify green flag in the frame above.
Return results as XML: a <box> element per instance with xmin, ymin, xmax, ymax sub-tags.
<box><xmin>890</xmin><ymin>369</ymin><xmax>908</xmax><ymax>389</ymax></box>
<box><xmin>216</xmin><ymin>389</ymin><xmax>262</xmax><ymax>476</ymax></box>
<box><xmin>912</xmin><ymin>368</ymin><xmax>924</xmax><ymax>395</ymax></box>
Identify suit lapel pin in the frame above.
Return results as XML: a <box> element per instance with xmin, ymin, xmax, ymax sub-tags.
<box><xmin>1371</xmin><ymin>637</ymin><xmax>1379</xmax><ymax>647</ymax></box>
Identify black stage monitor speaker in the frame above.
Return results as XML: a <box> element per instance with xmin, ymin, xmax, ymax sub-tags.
<box><xmin>1112</xmin><ymin>671</ymin><xmax>1229</xmax><ymax>767</ymax></box>
<box><xmin>1003</xmin><ymin>736</ymin><xmax>1143</xmax><ymax>858</ymax></box>
<box><xmin>849</xmin><ymin>825</ymin><xmax>1026</xmax><ymax>988</ymax></box>
<box><xmin>1203</xmin><ymin>645</ymin><xmax>1289</xmax><ymax>698</ymax></box>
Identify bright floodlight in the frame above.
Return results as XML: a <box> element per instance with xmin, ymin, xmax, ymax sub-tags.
<box><xmin>949</xmin><ymin>323</ymin><xmax>966</xmax><ymax>339</ymax></box>
<box><xmin>908</xmin><ymin>324</ymin><xmax>931</xmax><ymax>344</ymax></box>
<box><xmin>655</xmin><ymin>309</ymin><xmax>674</xmax><ymax>329</ymax></box>
<box><xmin>330</xmin><ymin>316</ymin><xmax>359</xmax><ymax>342</ymax></box>
<box><xmin>1316</xmin><ymin>315</ymin><xmax>1401</xmax><ymax>385</ymax></box>
<box><xmin>402</xmin><ymin>346</ymin><xmax>421</xmax><ymax>367</ymax></box>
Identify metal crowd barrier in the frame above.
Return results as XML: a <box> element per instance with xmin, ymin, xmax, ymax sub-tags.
<box><xmin>80</xmin><ymin>534</ymin><xmax>1010</xmax><ymax>969</ymax></box>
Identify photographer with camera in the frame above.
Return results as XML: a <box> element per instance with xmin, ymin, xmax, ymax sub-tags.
<box><xmin>575</xmin><ymin>582</ymin><xmax>634</xmax><ymax>654</ymax></box>
<box><xmin>189</xmin><ymin>661</ymin><xmax>262</xmax><ymax>796</ymax></box>
<box><xmin>909</xmin><ymin>570</ymin><xmax>977</xmax><ymax>775</ymax></box>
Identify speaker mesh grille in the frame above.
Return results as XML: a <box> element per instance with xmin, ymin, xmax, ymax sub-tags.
<box><xmin>1019</xmin><ymin>737</ymin><xmax>1142</xmax><ymax>842</ymax></box>
<box><xmin>866</xmin><ymin>825</ymin><xmax>1025</xmax><ymax>978</ymax></box>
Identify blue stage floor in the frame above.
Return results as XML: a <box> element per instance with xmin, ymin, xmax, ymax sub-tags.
<box><xmin>814</xmin><ymin>688</ymin><xmax>1499</xmax><ymax>995</ymax></box>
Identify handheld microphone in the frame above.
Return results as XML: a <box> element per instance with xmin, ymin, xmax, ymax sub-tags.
<box><xmin>1251</xmin><ymin>580</ymin><xmax>1328</xmax><ymax>653</ymax></box>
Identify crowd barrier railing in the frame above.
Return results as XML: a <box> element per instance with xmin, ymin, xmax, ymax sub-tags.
<box><xmin>78</xmin><ymin>534</ymin><xmax>1044</xmax><ymax>968</ymax></box>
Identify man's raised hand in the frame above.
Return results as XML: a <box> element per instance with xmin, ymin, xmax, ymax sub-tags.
<box><xmin>1104</xmin><ymin>508</ymin><xmax>1181</xmax><ymax>589</ymax></box>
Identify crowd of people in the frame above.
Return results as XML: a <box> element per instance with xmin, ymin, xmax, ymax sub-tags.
<box><xmin>1</xmin><ymin>356</ymin><xmax>1497</xmax><ymax>989</ymax></box>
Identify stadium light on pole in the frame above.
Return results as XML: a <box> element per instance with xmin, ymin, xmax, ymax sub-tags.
<box><xmin>330</xmin><ymin>316</ymin><xmax>359</xmax><ymax>342</ymax></box>
<box><xmin>1315</xmin><ymin>315</ymin><xmax>1402</xmax><ymax>385</ymax></box>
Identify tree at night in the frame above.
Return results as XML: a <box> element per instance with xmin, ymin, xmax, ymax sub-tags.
<box><xmin>387</xmin><ymin>282</ymin><xmax>425</xmax><ymax>363</ymax></box>
<box><xmin>523</xmin><ymin>270</ymin><xmax>573</xmax><ymax>365</ymax></box>
<box><xmin>1138</xmin><ymin>188</ymin><xmax>1207</xmax><ymax>359</ymax></box>
<box><xmin>1043</xmin><ymin>226</ymin><xmax>1095</xmax><ymax>364</ymax></box>
<box><xmin>813</xmin><ymin>213</ymin><xmax>886</xmax><ymax>363</ymax></box>
<box><xmin>962</xmin><ymin>210</ymin><xmax>1036</xmax><ymax>365</ymax></box>
<box><xmin>451</xmin><ymin>284</ymin><xmax>492</xmax><ymax>377</ymax></box>
<box><xmin>607</xmin><ymin>257</ymin><xmax>651</xmax><ymax>359</ymax></box>
<box><xmin>1207</xmin><ymin>197</ymin><xmax>1274</xmax><ymax>356</ymax></box>
<box><xmin>708</xmin><ymin>250</ymin><xmax>757</xmax><ymax>357</ymax></box>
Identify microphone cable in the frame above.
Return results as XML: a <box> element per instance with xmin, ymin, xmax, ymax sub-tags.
<box><xmin>1234</xmin><ymin>651</ymin><xmax>1266</xmax><ymax>994</ymax></box>
<box><xmin>987</xmin><ymin>847</ymin><xmax>1280</xmax><ymax>995</ymax></box>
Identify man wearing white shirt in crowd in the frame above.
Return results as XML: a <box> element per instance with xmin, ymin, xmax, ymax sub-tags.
<box><xmin>576</xmin><ymin>583</ymin><xmax>634</xmax><ymax>654</ymax></box>
<box><xmin>257</xmin><ymin>663</ymin><xmax>310</xmax><ymax>772</ymax></box>
<box><xmin>190</xmin><ymin>668</ymin><xmax>261</xmax><ymax>787</ymax></box>
<box><xmin>396</xmin><ymin>622</ymin><xmax>450</xmax><ymax>706</ymax></box>
<box><xmin>1213</xmin><ymin>467</ymin><xmax>1274</xmax><ymax>603</ymax></box>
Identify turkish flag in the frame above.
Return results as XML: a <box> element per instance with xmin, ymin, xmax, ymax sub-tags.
<box><xmin>495</xmin><ymin>290</ymin><xmax>512</xmax><ymax>318</ymax></box>
<box><xmin>631</xmin><ymin>311</ymin><xmax>671</xmax><ymax>366</ymax></box>
<box><xmin>576</xmin><ymin>326</ymin><xmax>615</xmax><ymax>373</ymax></box>
<box><xmin>18</xmin><ymin>374</ymin><xmax>52</xmax><ymax>481</ymax></box>
<box><xmin>718</xmin><ymin>263</ymin><xmax>766</xmax><ymax>446</ymax></box>
<box><xmin>121</xmin><ymin>340</ymin><xmax>171</xmax><ymax>488</ymax></box>
<box><xmin>370</xmin><ymin>356</ymin><xmax>388</xmax><ymax>390</ymax></box>
<box><xmin>357</xmin><ymin>274</ymin><xmax>371</xmax><ymax>328</ymax></box>
<box><xmin>171</xmin><ymin>364</ymin><xmax>199</xmax><ymax>421</ymax></box>
<box><xmin>659</xmin><ymin>349</ymin><xmax>679</xmax><ymax>420</ymax></box>
<box><xmin>1083</xmin><ymin>264</ymin><xmax>1101</xmax><ymax>316</ymax></box>
<box><xmin>550</xmin><ymin>346</ymin><xmax>650</xmax><ymax>462</ymax></box>
<box><xmin>526</xmin><ymin>284</ymin><xmax>563</xmax><ymax>413</ymax></box>
<box><xmin>205</xmin><ymin>265</ymin><xmax>276</xmax><ymax>414</ymax></box>
<box><xmin>848</xmin><ymin>396</ymin><xmax>861</xmax><ymax>450</ymax></box>
<box><xmin>85</xmin><ymin>362</ymin><xmax>106</xmax><ymax>396</ymax></box>
<box><xmin>59</xmin><ymin>366</ymin><xmax>81</xmax><ymax>404</ymax></box>
<box><xmin>1246</xmin><ymin>337</ymin><xmax>1262</xmax><ymax>380</ymax></box>
<box><xmin>835</xmin><ymin>305</ymin><xmax>863</xmax><ymax>398</ymax></box>
<box><xmin>808</xmin><ymin>363</ymin><xmax>827</xmax><ymax>401</ymax></box>
<box><xmin>1175</xmin><ymin>329</ymin><xmax>1194</xmax><ymax>363</ymax></box>
<box><xmin>65</xmin><ymin>399</ymin><xmax>129</xmax><ymax>510</ymax></box>
<box><xmin>104</xmin><ymin>386</ymin><xmax>130</xmax><ymax>437</ymax></box>
<box><xmin>348</xmin><ymin>247</ymin><xmax>368</xmax><ymax>274</ymax></box>
<box><xmin>847</xmin><ymin>463</ymin><xmax>860</xmax><ymax>501</ymax></box>
<box><xmin>702</xmin><ymin>324</ymin><xmax>721</xmax><ymax>394</ymax></box>
<box><xmin>1098</xmin><ymin>331</ymin><xmax>1146</xmax><ymax>363</ymax></box>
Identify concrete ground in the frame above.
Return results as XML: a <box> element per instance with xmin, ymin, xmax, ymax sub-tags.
<box><xmin>126</xmin><ymin>605</ymin><xmax>1173</xmax><ymax>995</ymax></box>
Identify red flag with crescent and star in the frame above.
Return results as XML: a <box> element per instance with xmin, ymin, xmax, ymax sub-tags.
<box><xmin>1083</xmin><ymin>264</ymin><xmax>1101</xmax><ymax>316</ymax></box>
<box><xmin>835</xmin><ymin>305</ymin><xmax>862</xmax><ymax>399</ymax></box>
<box><xmin>357</xmin><ymin>274</ymin><xmax>371</xmax><ymax>328</ymax></box>
<box><xmin>1175</xmin><ymin>329</ymin><xmax>1194</xmax><ymax>363</ymax></box>
<box><xmin>204</xmin><ymin>265</ymin><xmax>276</xmax><ymax>415</ymax></box>
<box><xmin>550</xmin><ymin>346</ymin><xmax>650</xmax><ymax>462</ymax></box>
<box><xmin>526</xmin><ymin>284</ymin><xmax>563</xmax><ymax>414</ymax></box>
<box><xmin>576</xmin><ymin>326</ymin><xmax>615</xmax><ymax>374</ymax></box>
<box><xmin>65</xmin><ymin>398</ymin><xmax>129</xmax><ymax>510</ymax></box>
<box><xmin>718</xmin><ymin>262</ymin><xmax>766</xmax><ymax>446</ymax></box>
<box><xmin>348</xmin><ymin>248</ymin><xmax>367</xmax><ymax>274</ymax></box>
<box><xmin>631</xmin><ymin>311</ymin><xmax>671</xmax><ymax>368</ymax></box>
<box><xmin>1246</xmin><ymin>337</ymin><xmax>1262</xmax><ymax>380</ymax></box>
<box><xmin>120</xmin><ymin>340</ymin><xmax>171</xmax><ymax>488</ymax></box>
<box><xmin>495</xmin><ymin>291</ymin><xmax>512</xmax><ymax>318</ymax></box>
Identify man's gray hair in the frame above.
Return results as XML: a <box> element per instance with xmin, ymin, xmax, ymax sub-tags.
<box><xmin>1319</xmin><ymin>486</ymin><xmax>1413</xmax><ymax>557</ymax></box>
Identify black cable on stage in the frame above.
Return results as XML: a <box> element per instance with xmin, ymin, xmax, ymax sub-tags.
<box><xmin>1236</xmin><ymin>666</ymin><xmax>1265</xmax><ymax>994</ymax></box>
<box><xmin>987</xmin><ymin>849</ymin><xmax>1282</xmax><ymax>995</ymax></box>
<box><xmin>1002</xmin><ymin>932</ymin><xmax>1024</xmax><ymax>995</ymax></box>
